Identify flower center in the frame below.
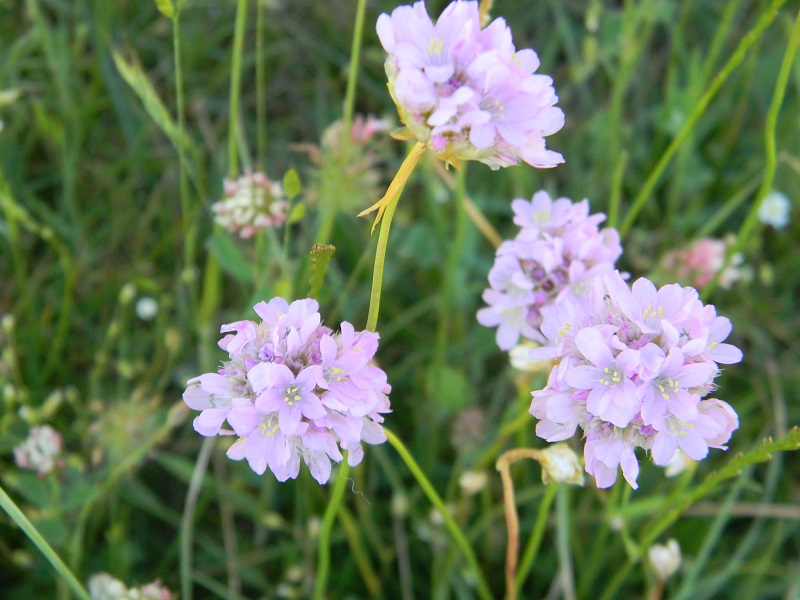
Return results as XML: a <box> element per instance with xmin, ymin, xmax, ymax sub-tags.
<box><xmin>598</xmin><ymin>366</ymin><xmax>623</xmax><ymax>386</ymax></box>
<box><xmin>654</xmin><ymin>377</ymin><xmax>681</xmax><ymax>400</ymax></box>
<box><xmin>283</xmin><ymin>385</ymin><xmax>301</xmax><ymax>406</ymax></box>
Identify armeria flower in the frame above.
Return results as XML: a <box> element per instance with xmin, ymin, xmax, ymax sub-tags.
<box><xmin>478</xmin><ymin>191</ymin><xmax>622</xmax><ymax>351</ymax></box>
<box><xmin>530</xmin><ymin>271</ymin><xmax>741</xmax><ymax>489</ymax></box>
<box><xmin>660</xmin><ymin>237</ymin><xmax>748</xmax><ymax>290</ymax></box>
<box><xmin>212</xmin><ymin>171</ymin><xmax>288</xmax><ymax>238</ymax></box>
<box><xmin>377</xmin><ymin>0</ymin><xmax>564</xmax><ymax>169</ymax></box>
<box><xmin>14</xmin><ymin>425</ymin><xmax>63</xmax><ymax>476</ymax></box>
<box><xmin>183</xmin><ymin>298</ymin><xmax>391</xmax><ymax>484</ymax></box>
<box><xmin>88</xmin><ymin>573</ymin><xmax>173</xmax><ymax>600</ymax></box>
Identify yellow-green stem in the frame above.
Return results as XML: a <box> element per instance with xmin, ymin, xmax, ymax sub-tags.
<box><xmin>228</xmin><ymin>0</ymin><xmax>249</xmax><ymax>179</ymax></box>
<box><xmin>0</xmin><ymin>484</ymin><xmax>90</xmax><ymax>600</ymax></box>
<box><xmin>364</xmin><ymin>142</ymin><xmax>426</xmax><ymax>332</ymax></box>
<box><xmin>385</xmin><ymin>428</ymin><xmax>494</xmax><ymax>600</ymax></box>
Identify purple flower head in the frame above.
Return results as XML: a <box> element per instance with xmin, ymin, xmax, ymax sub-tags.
<box><xmin>529</xmin><ymin>272</ymin><xmax>742</xmax><ymax>489</ymax></box>
<box><xmin>182</xmin><ymin>298</ymin><xmax>391</xmax><ymax>484</ymax></box>
<box><xmin>377</xmin><ymin>1</ymin><xmax>564</xmax><ymax>169</ymax></box>
<box><xmin>478</xmin><ymin>191</ymin><xmax>622</xmax><ymax>351</ymax></box>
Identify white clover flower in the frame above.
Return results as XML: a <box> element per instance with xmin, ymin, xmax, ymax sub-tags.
<box><xmin>758</xmin><ymin>190</ymin><xmax>791</xmax><ymax>229</ymax></box>
<box><xmin>14</xmin><ymin>425</ymin><xmax>63</xmax><ymax>476</ymax></box>
<box><xmin>135</xmin><ymin>297</ymin><xmax>159</xmax><ymax>321</ymax></box>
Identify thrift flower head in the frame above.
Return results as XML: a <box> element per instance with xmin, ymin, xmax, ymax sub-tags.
<box><xmin>477</xmin><ymin>191</ymin><xmax>622</xmax><ymax>350</ymax></box>
<box><xmin>758</xmin><ymin>190</ymin><xmax>791</xmax><ymax>229</ymax></box>
<box><xmin>377</xmin><ymin>1</ymin><xmax>564</xmax><ymax>169</ymax></box>
<box><xmin>14</xmin><ymin>425</ymin><xmax>63</xmax><ymax>476</ymax></box>
<box><xmin>661</xmin><ymin>237</ymin><xmax>747</xmax><ymax>290</ymax></box>
<box><xmin>530</xmin><ymin>271</ymin><xmax>742</xmax><ymax>489</ymax></box>
<box><xmin>183</xmin><ymin>298</ymin><xmax>391</xmax><ymax>484</ymax></box>
<box><xmin>212</xmin><ymin>171</ymin><xmax>288</xmax><ymax>238</ymax></box>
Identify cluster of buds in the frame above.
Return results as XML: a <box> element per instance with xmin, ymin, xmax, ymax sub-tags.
<box><xmin>13</xmin><ymin>425</ymin><xmax>63</xmax><ymax>476</ymax></box>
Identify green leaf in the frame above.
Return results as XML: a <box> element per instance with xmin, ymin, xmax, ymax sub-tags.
<box><xmin>308</xmin><ymin>244</ymin><xmax>335</xmax><ymax>299</ymax></box>
<box><xmin>283</xmin><ymin>168</ymin><xmax>301</xmax><ymax>201</ymax></box>
<box><xmin>206</xmin><ymin>231</ymin><xmax>255</xmax><ymax>284</ymax></box>
<box><xmin>154</xmin><ymin>0</ymin><xmax>174</xmax><ymax>19</ymax></box>
<box><xmin>426</xmin><ymin>365</ymin><xmax>473</xmax><ymax>419</ymax></box>
<box><xmin>287</xmin><ymin>202</ymin><xmax>306</xmax><ymax>225</ymax></box>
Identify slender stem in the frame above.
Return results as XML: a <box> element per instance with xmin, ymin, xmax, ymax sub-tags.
<box><xmin>0</xmin><ymin>484</ymin><xmax>91</xmax><ymax>600</ymax></box>
<box><xmin>556</xmin><ymin>485</ymin><xmax>576</xmax><ymax>600</ymax></box>
<box><xmin>256</xmin><ymin>0</ymin><xmax>267</xmax><ymax>170</ymax></box>
<box><xmin>515</xmin><ymin>483</ymin><xmax>557</xmax><ymax>593</ymax></box>
<box><xmin>180</xmin><ymin>437</ymin><xmax>215</xmax><ymax>600</ymax></box>
<box><xmin>619</xmin><ymin>0</ymin><xmax>787</xmax><ymax>237</ymax></box>
<box><xmin>385</xmin><ymin>428</ymin><xmax>494</xmax><ymax>600</ymax></box>
<box><xmin>607</xmin><ymin>151</ymin><xmax>628</xmax><ymax>230</ymax></box>
<box><xmin>343</xmin><ymin>0</ymin><xmax>368</xmax><ymax>135</ymax></box>
<box><xmin>434</xmin><ymin>167</ymin><xmax>467</xmax><ymax>369</ymax></box>
<box><xmin>498</xmin><ymin>457</ymin><xmax>520</xmax><ymax>600</ymax></box>
<box><xmin>364</xmin><ymin>142</ymin><xmax>426</xmax><ymax>332</ymax></box>
<box><xmin>229</xmin><ymin>0</ymin><xmax>249</xmax><ymax>179</ymax></box>
<box><xmin>312</xmin><ymin>458</ymin><xmax>351</xmax><ymax>600</ymax></box>
<box><xmin>703</xmin><ymin>3</ymin><xmax>800</xmax><ymax>299</ymax></box>
<box><xmin>173</xmin><ymin>8</ymin><xmax>196</xmax><ymax>295</ymax></box>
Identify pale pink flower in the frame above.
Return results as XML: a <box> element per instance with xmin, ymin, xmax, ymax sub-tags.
<box><xmin>478</xmin><ymin>191</ymin><xmax>622</xmax><ymax>350</ymax></box>
<box><xmin>530</xmin><ymin>272</ymin><xmax>742</xmax><ymax>489</ymax></box>
<box><xmin>377</xmin><ymin>1</ymin><xmax>564</xmax><ymax>168</ymax></box>
<box><xmin>183</xmin><ymin>298</ymin><xmax>391</xmax><ymax>484</ymax></box>
<box><xmin>660</xmin><ymin>237</ymin><xmax>747</xmax><ymax>290</ymax></box>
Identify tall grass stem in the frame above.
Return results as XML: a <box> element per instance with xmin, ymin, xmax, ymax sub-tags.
<box><xmin>312</xmin><ymin>458</ymin><xmax>351</xmax><ymax>600</ymax></box>
<box><xmin>385</xmin><ymin>428</ymin><xmax>494</xmax><ymax>600</ymax></box>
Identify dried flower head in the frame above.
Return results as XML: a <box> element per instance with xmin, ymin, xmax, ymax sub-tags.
<box><xmin>183</xmin><ymin>298</ymin><xmax>391</xmax><ymax>484</ymax></box>
<box><xmin>212</xmin><ymin>171</ymin><xmax>288</xmax><ymax>238</ymax></box>
<box><xmin>648</xmin><ymin>539</ymin><xmax>682</xmax><ymax>581</ymax></box>
<box><xmin>377</xmin><ymin>0</ymin><xmax>564</xmax><ymax>169</ymax></box>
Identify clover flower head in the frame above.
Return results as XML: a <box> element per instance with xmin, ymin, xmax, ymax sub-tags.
<box><xmin>183</xmin><ymin>298</ymin><xmax>391</xmax><ymax>484</ymax></box>
<box><xmin>477</xmin><ymin>191</ymin><xmax>622</xmax><ymax>351</ymax></box>
<box><xmin>529</xmin><ymin>271</ymin><xmax>742</xmax><ymax>489</ymax></box>
<box><xmin>757</xmin><ymin>190</ymin><xmax>791</xmax><ymax>229</ymax></box>
<box><xmin>212</xmin><ymin>171</ymin><xmax>288</xmax><ymax>238</ymax></box>
<box><xmin>14</xmin><ymin>425</ymin><xmax>63</xmax><ymax>476</ymax></box>
<box><xmin>377</xmin><ymin>0</ymin><xmax>564</xmax><ymax>169</ymax></box>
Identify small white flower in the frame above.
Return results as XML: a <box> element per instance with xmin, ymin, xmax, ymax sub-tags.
<box><xmin>88</xmin><ymin>573</ymin><xmax>133</xmax><ymax>600</ymax></box>
<box><xmin>648</xmin><ymin>539</ymin><xmax>682</xmax><ymax>581</ymax></box>
<box><xmin>458</xmin><ymin>470</ymin><xmax>489</xmax><ymax>495</ymax></box>
<box><xmin>135</xmin><ymin>297</ymin><xmax>159</xmax><ymax>321</ymax></box>
<box><xmin>758</xmin><ymin>191</ymin><xmax>791</xmax><ymax>229</ymax></box>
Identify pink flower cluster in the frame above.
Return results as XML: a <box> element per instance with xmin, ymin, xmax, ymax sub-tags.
<box><xmin>661</xmin><ymin>237</ymin><xmax>747</xmax><ymax>290</ymax></box>
<box><xmin>477</xmin><ymin>191</ymin><xmax>622</xmax><ymax>351</ymax></box>
<box><xmin>530</xmin><ymin>272</ymin><xmax>741</xmax><ymax>488</ymax></box>
<box><xmin>377</xmin><ymin>1</ymin><xmax>564</xmax><ymax>169</ymax></box>
<box><xmin>212</xmin><ymin>171</ymin><xmax>288</xmax><ymax>238</ymax></box>
<box><xmin>183</xmin><ymin>298</ymin><xmax>391</xmax><ymax>484</ymax></box>
<box><xmin>14</xmin><ymin>425</ymin><xmax>63</xmax><ymax>476</ymax></box>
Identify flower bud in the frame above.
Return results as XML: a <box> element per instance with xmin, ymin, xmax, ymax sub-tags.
<box><xmin>537</xmin><ymin>444</ymin><xmax>584</xmax><ymax>486</ymax></box>
<box><xmin>648</xmin><ymin>539</ymin><xmax>681</xmax><ymax>581</ymax></box>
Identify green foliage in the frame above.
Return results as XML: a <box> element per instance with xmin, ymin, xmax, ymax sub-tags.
<box><xmin>1</xmin><ymin>1</ymin><xmax>799</xmax><ymax>599</ymax></box>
